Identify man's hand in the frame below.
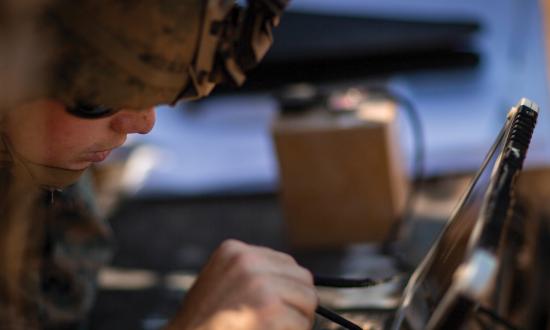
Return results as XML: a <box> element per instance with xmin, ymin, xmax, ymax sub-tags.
<box><xmin>165</xmin><ymin>239</ymin><xmax>317</xmax><ymax>330</ymax></box>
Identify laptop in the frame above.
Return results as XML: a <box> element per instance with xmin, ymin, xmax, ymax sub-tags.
<box><xmin>391</xmin><ymin>97</ymin><xmax>539</xmax><ymax>329</ymax></box>
<box><xmin>316</xmin><ymin>98</ymin><xmax>539</xmax><ymax>330</ymax></box>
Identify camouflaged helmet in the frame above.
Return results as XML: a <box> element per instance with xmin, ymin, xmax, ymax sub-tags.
<box><xmin>35</xmin><ymin>0</ymin><xmax>288</xmax><ymax>111</ymax></box>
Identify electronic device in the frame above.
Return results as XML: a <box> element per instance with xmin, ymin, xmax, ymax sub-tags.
<box><xmin>314</xmin><ymin>98</ymin><xmax>539</xmax><ymax>330</ymax></box>
<box><xmin>391</xmin><ymin>98</ymin><xmax>538</xmax><ymax>329</ymax></box>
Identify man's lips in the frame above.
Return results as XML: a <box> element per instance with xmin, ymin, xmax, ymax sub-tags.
<box><xmin>84</xmin><ymin>149</ymin><xmax>112</xmax><ymax>162</ymax></box>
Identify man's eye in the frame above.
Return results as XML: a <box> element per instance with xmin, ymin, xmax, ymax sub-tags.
<box><xmin>66</xmin><ymin>102</ymin><xmax>118</xmax><ymax>119</ymax></box>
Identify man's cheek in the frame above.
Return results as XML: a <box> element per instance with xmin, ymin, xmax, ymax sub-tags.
<box><xmin>36</xmin><ymin>132</ymin><xmax>84</xmax><ymax>165</ymax></box>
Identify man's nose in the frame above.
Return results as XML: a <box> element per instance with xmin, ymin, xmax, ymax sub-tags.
<box><xmin>110</xmin><ymin>107</ymin><xmax>156</xmax><ymax>134</ymax></box>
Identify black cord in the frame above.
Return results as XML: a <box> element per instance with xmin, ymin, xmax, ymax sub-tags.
<box><xmin>314</xmin><ymin>274</ymin><xmax>396</xmax><ymax>288</ymax></box>
<box><xmin>316</xmin><ymin>305</ymin><xmax>363</xmax><ymax>330</ymax></box>
<box><xmin>374</xmin><ymin>87</ymin><xmax>426</xmax><ymax>251</ymax></box>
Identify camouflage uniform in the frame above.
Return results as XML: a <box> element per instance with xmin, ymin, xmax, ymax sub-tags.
<box><xmin>0</xmin><ymin>1</ymin><xmax>288</xmax><ymax>328</ymax></box>
<box><xmin>38</xmin><ymin>176</ymin><xmax>114</xmax><ymax>329</ymax></box>
<box><xmin>0</xmin><ymin>169</ymin><xmax>114</xmax><ymax>330</ymax></box>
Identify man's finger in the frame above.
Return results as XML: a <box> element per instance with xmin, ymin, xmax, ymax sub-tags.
<box><xmin>267</xmin><ymin>276</ymin><xmax>318</xmax><ymax>321</ymax></box>
<box><xmin>272</xmin><ymin>304</ymin><xmax>313</xmax><ymax>330</ymax></box>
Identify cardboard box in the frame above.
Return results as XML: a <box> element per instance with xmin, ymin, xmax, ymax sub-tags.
<box><xmin>272</xmin><ymin>98</ymin><xmax>408</xmax><ymax>249</ymax></box>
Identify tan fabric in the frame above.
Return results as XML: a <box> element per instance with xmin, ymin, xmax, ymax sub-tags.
<box><xmin>0</xmin><ymin>0</ymin><xmax>50</xmax><ymax>110</ymax></box>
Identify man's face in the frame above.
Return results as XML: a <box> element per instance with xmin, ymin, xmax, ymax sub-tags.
<box><xmin>2</xmin><ymin>99</ymin><xmax>156</xmax><ymax>171</ymax></box>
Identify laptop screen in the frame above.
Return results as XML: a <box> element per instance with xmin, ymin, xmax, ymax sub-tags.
<box><xmin>392</xmin><ymin>118</ymin><xmax>511</xmax><ymax>329</ymax></box>
<box><xmin>391</xmin><ymin>99</ymin><xmax>540</xmax><ymax>330</ymax></box>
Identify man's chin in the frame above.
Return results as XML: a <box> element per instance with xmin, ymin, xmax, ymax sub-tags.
<box><xmin>12</xmin><ymin>160</ymin><xmax>87</xmax><ymax>189</ymax></box>
<box><xmin>65</xmin><ymin>162</ymin><xmax>93</xmax><ymax>171</ymax></box>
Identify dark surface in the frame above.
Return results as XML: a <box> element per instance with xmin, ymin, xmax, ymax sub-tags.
<box><xmin>216</xmin><ymin>11</ymin><xmax>481</xmax><ymax>93</ymax></box>
<box><xmin>90</xmin><ymin>194</ymin><xmax>283</xmax><ymax>329</ymax></box>
<box><xmin>266</xmin><ymin>11</ymin><xmax>480</xmax><ymax>61</ymax></box>
<box><xmin>89</xmin><ymin>174</ymin><xmax>484</xmax><ymax>329</ymax></box>
<box><xmin>88</xmin><ymin>192</ymin><xmax>405</xmax><ymax>330</ymax></box>
<box><xmin>106</xmin><ymin>194</ymin><xmax>287</xmax><ymax>272</ymax></box>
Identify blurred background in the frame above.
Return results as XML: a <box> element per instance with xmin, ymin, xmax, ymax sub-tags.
<box><xmin>87</xmin><ymin>0</ymin><xmax>550</xmax><ymax>329</ymax></box>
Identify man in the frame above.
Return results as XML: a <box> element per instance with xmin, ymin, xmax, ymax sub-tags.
<box><xmin>0</xmin><ymin>0</ymin><xmax>318</xmax><ymax>329</ymax></box>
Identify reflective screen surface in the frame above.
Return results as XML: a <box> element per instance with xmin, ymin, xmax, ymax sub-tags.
<box><xmin>392</xmin><ymin>120</ymin><xmax>510</xmax><ymax>330</ymax></box>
